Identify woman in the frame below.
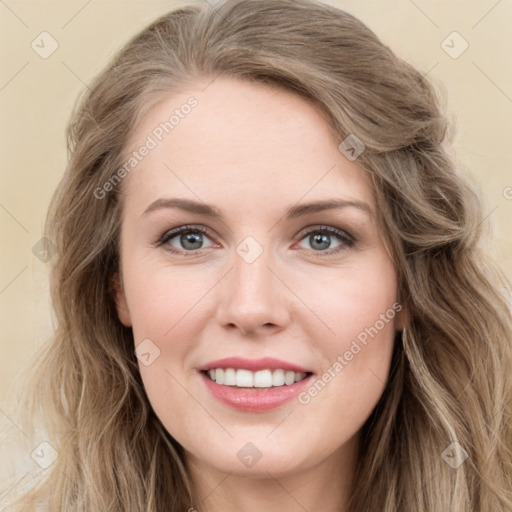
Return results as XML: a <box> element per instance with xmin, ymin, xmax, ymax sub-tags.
<box><xmin>2</xmin><ymin>0</ymin><xmax>511</xmax><ymax>510</ymax></box>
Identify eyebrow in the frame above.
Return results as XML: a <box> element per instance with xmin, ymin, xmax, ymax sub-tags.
<box><xmin>141</xmin><ymin>197</ymin><xmax>373</xmax><ymax>221</ymax></box>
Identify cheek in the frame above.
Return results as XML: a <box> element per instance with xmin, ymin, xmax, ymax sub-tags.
<box><xmin>296</xmin><ymin>257</ymin><xmax>399</xmax><ymax>413</ymax></box>
<box><xmin>123</xmin><ymin>257</ymin><xmax>210</xmax><ymax>344</ymax></box>
<box><xmin>123</xmin><ymin>263</ymin><xmax>213</xmax><ymax>420</ymax></box>
<box><xmin>299</xmin><ymin>254</ymin><xmax>399</xmax><ymax>352</ymax></box>
<box><xmin>125</xmin><ymin>266</ymin><xmax>207</xmax><ymax>434</ymax></box>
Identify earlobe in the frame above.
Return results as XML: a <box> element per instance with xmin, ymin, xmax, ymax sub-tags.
<box><xmin>112</xmin><ymin>272</ymin><xmax>132</xmax><ymax>327</ymax></box>
<box><xmin>394</xmin><ymin>303</ymin><xmax>409</xmax><ymax>333</ymax></box>
<box><xmin>395</xmin><ymin>310</ymin><xmax>405</xmax><ymax>333</ymax></box>
<box><xmin>397</xmin><ymin>298</ymin><xmax>418</xmax><ymax>333</ymax></box>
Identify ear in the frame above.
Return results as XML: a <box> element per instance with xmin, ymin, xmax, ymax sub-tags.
<box><xmin>112</xmin><ymin>272</ymin><xmax>132</xmax><ymax>327</ymax></box>
<box><xmin>395</xmin><ymin>308</ymin><xmax>405</xmax><ymax>332</ymax></box>
<box><xmin>394</xmin><ymin>299</ymin><xmax>415</xmax><ymax>333</ymax></box>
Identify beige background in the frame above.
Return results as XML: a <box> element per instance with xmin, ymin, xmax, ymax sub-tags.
<box><xmin>1</xmin><ymin>0</ymin><xmax>511</xmax><ymax>410</ymax></box>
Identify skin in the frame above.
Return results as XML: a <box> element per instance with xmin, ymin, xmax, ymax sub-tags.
<box><xmin>114</xmin><ymin>76</ymin><xmax>404</xmax><ymax>512</ymax></box>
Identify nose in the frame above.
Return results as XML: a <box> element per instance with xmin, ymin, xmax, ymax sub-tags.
<box><xmin>214</xmin><ymin>246</ymin><xmax>291</xmax><ymax>338</ymax></box>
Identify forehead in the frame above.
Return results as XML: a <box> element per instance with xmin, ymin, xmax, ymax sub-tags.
<box><xmin>120</xmin><ymin>77</ymin><xmax>373</xmax><ymax>217</ymax></box>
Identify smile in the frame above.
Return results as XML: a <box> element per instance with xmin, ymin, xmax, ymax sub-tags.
<box><xmin>204</xmin><ymin>368</ymin><xmax>310</xmax><ymax>388</ymax></box>
<box><xmin>198</xmin><ymin>357</ymin><xmax>315</xmax><ymax>412</ymax></box>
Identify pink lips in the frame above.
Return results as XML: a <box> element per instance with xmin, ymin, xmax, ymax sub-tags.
<box><xmin>198</xmin><ymin>356</ymin><xmax>311</xmax><ymax>373</ymax></box>
<box><xmin>198</xmin><ymin>357</ymin><xmax>314</xmax><ymax>412</ymax></box>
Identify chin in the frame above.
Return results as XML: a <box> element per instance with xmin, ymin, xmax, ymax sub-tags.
<box><xmin>184</xmin><ymin>435</ymin><xmax>318</xmax><ymax>478</ymax></box>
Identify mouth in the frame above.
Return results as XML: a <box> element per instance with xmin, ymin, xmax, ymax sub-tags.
<box><xmin>201</xmin><ymin>368</ymin><xmax>313</xmax><ymax>389</ymax></box>
<box><xmin>198</xmin><ymin>357</ymin><xmax>315</xmax><ymax>412</ymax></box>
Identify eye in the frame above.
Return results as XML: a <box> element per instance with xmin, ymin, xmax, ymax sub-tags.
<box><xmin>158</xmin><ymin>225</ymin><xmax>216</xmax><ymax>254</ymax></box>
<box><xmin>295</xmin><ymin>225</ymin><xmax>355</xmax><ymax>254</ymax></box>
<box><xmin>157</xmin><ymin>224</ymin><xmax>355</xmax><ymax>256</ymax></box>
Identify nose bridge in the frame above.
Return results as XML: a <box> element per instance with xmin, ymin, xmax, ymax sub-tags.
<box><xmin>215</xmin><ymin>236</ymin><xmax>290</xmax><ymax>334</ymax></box>
<box><xmin>233</xmin><ymin>244</ymin><xmax>273</xmax><ymax>299</ymax></box>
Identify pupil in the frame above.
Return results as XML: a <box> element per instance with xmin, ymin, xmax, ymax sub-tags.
<box><xmin>182</xmin><ymin>232</ymin><xmax>202</xmax><ymax>249</ymax></box>
<box><xmin>312</xmin><ymin>233</ymin><xmax>330</xmax><ymax>250</ymax></box>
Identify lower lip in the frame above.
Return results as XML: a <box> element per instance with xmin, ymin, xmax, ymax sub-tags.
<box><xmin>200</xmin><ymin>371</ymin><xmax>313</xmax><ymax>412</ymax></box>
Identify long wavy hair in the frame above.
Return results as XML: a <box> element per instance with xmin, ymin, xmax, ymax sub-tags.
<box><xmin>2</xmin><ymin>0</ymin><xmax>511</xmax><ymax>510</ymax></box>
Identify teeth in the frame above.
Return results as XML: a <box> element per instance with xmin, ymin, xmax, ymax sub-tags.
<box><xmin>206</xmin><ymin>368</ymin><xmax>309</xmax><ymax>388</ymax></box>
<box><xmin>236</xmin><ymin>369</ymin><xmax>253</xmax><ymax>387</ymax></box>
<box><xmin>272</xmin><ymin>369</ymin><xmax>285</xmax><ymax>386</ymax></box>
<box><xmin>215</xmin><ymin>368</ymin><xmax>224</xmax><ymax>385</ymax></box>
<box><xmin>285</xmin><ymin>371</ymin><xmax>295</xmax><ymax>385</ymax></box>
<box><xmin>254</xmin><ymin>369</ymin><xmax>272</xmax><ymax>388</ymax></box>
<box><xmin>224</xmin><ymin>368</ymin><xmax>236</xmax><ymax>386</ymax></box>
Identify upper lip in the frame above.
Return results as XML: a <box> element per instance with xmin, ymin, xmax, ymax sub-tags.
<box><xmin>198</xmin><ymin>357</ymin><xmax>312</xmax><ymax>373</ymax></box>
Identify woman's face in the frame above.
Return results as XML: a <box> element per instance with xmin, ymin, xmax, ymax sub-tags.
<box><xmin>114</xmin><ymin>77</ymin><xmax>403</xmax><ymax>479</ymax></box>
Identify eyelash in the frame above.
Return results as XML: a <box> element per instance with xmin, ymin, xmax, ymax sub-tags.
<box><xmin>156</xmin><ymin>224</ymin><xmax>356</xmax><ymax>257</ymax></box>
